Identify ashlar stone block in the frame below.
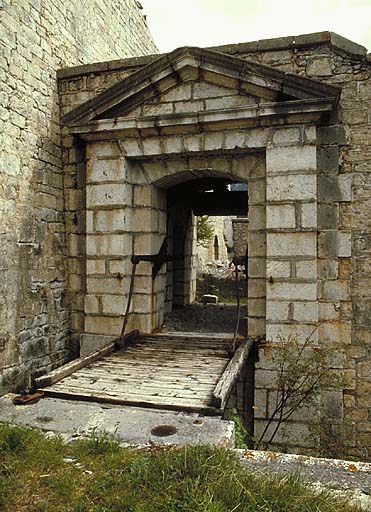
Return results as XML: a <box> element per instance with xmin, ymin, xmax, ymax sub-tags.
<box><xmin>292</xmin><ymin>301</ymin><xmax>318</xmax><ymax>322</ymax></box>
<box><xmin>266</xmin><ymin>145</ymin><xmax>316</xmax><ymax>174</ymax></box>
<box><xmin>267</xmin><ymin>260</ymin><xmax>291</xmax><ymax>278</ymax></box>
<box><xmin>267</xmin><ymin>204</ymin><xmax>296</xmax><ymax>229</ymax></box>
<box><xmin>87</xmin><ymin>234</ymin><xmax>131</xmax><ymax>257</ymax></box>
<box><xmin>134</xmin><ymin>185</ymin><xmax>152</xmax><ymax>207</ymax></box>
<box><xmin>267</xmin><ymin>282</ymin><xmax>317</xmax><ymax>301</ymax></box>
<box><xmin>87</xmin><ymin>158</ymin><xmax>126</xmax><ymax>183</ymax></box>
<box><xmin>322</xmin><ymin>280</ymin><xmax>350</xmax><ymax>301</ymax></box>
<box><xmin>266</xmin><ymin>323</ymin><xmax>318</xmax><ymax>343</ymax></box>
<box><xmin>86</xmin><ymin>183</ymin><xmax>132</xmax><ymax>207</ymax></box>
<box><xmin>272</xmin><ymin>127</ymin><xmax>302</xmax><ymax>146</ymax></box>
<box><xmin>301</xmin><ymin>203</ymin><xmax>317</xmax><ymax>228</ymax></box>
<box><xmin>86</xmin><ymin>141</ymin><xmax>120</xmax><ymax>159</ymax></box>
<box><xmin>267</xmin><ymin>174</ymin><xmax>316</xmax><ymax>201</ymax></box>
<box><xmin>266</xmin><ymin>300</ymin><xmax>290</xmax><ymax>321</ymax></box>
<box><xmin>318</xmin><ymin>175</ymin><xmax>352</xmax><ymax>202</ymax></box>
<box><xmin>101</xmin><ymin>294</ymin><xmax>127</xmax><ymax>315</ymax></box>
<box><xmin>318</xmin><ymin>232</ymin><xmax>351</xmax><ymax>258</ymax></box>
<box><xmin>85</xmin><ymin>315</ymin><xmax>122</xmax><ymax>336</ymax></box>
<box><xmin>87</xmin><ymin>259</ymin><xmax>106</xmax><ymax>275</ymax></box>
<box><xmin>84</xmin><ymin>295</ymin><xmax>99</xmax><ymax>314</ymax></box>
<box><xmin>295</xmin><ymin>260</ymin><xmax>316</xmax><ymax>280</ymax></box>
<box><xmin>95</xmin><ymin>209</ymin><xmax>130</xmax><ymax>233</ymax></box>
<box><xmin>267</xmin><ymin>232</ymin><xmax>316</xmax><ymax>257</ymax></box>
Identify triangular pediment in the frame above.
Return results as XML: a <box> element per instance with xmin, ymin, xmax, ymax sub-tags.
<box><xmin>62</xmin><ymin>46</ymin><xmax>340</xmax><ymax>126</ymax></box>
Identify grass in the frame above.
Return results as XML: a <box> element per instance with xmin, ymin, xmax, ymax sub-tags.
<box><xmin>0</xmin><ymin>422</ymin><xmax>362</xmax><ymax>512</ymax></box>
<box><xmin>229</xmin><ymin>409</ymin><xmax>249</xmax><ymax>450</ymax></box>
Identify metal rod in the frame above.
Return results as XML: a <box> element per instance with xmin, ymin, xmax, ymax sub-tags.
<box><xmin>232</xmin><ymin>260</ymin><xmax>241</xmax><ymax>353</ymax></box>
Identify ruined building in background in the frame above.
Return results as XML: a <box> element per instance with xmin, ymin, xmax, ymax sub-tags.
<box><xmin>197</xmin><ymin>216</ymin><xmax>229</xmax><ymax>269</ymax></box>
<box><xmin>1</xmin><ymin>7</ymin><xmax>371</xmax><ymax>460</ymax></box>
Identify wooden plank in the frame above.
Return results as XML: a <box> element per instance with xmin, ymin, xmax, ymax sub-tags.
<box><xmin>122</xmin><ymin>347</ymin><xmax>230</xmax><ymax>357</ymax></box>
<box><xmin>143</xmin><ymin>334</ymin><xmax>236</xmax><ymax>343</ymax></box>
<box><xmin>212</xmin><ymin>339</ymin><xmax>253</xmax><ymax>410</ymax></box>
<box><xmin>134</xmin><ymin>339</ymin><xmax>234</xmax><ymax>350</ymax></box>
<box><xmin>91</xmin><ymin>359</ymin><xmax>228</xmax><ymax>373</ymax></box>
<box><xmin>48</xmin><ymin>377</ymin><xmax>214</xmax><ymax>398</ymax></box>
<box><xmin>62</xmin><ymin>374</ymin><xmax>216</xmax><ymax>394</ymax></box>
<box><xmin>41</xmin><ymin>384</ymin><xmax>215</xmax><ymax>407</ymax></box>
<box><xmin>75</xmin><ymin>368</ymin><xmax>220</xmax><ymax>385</ymax></box>
<box><xmin>85</xmin><ymin>361</ymin><xmax>222</xmax><ymax>375</ymax></box>
<box><xmin>72</xmin><ymin>368</ymin><xmax>221</xmax><ymax>384</ymax></box>
<box><xmin>35</xmin><ymin>330</ymin><xmax>139</xmax><ymax>388</ymax></box>
<box><xmin>124</xmin><ymin>342</ymin><xmax>230</xmax><ymax>352</ymax></box>
<box><xmin>106</xmin><ymin>350</ymin><xmax>229</xmax><ymax>362</ymax></box>
<box><xmin>40</xmin><ymin>387</ymin><xmax>221</xmax><ymax>414</ymax></box>
<box><xmin>101</xmin><ymin>356</ymin><xmax>228</xmax><ymax>368</ymax></box>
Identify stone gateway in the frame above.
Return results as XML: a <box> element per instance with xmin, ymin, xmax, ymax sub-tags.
<box><xmin>1</xmin><ymin>12</ymin><xmax>370</xmax><ymax>460</ymax></box>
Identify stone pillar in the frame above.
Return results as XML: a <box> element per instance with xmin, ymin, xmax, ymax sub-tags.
<box><xmin>247</xmin><ymin>157</ymin><xmax>266</xmax><ymax>338</ymax></box>
<box><xmin>83</xmin><ymin>142</ymin><xmax>132</xmax><ymax>354</ymax></box>
<box><xmin>254</xmin><ymin>125</ymin><xmax>319</xmax><ymax>450</ymax></box>
<box><xmin>316</xmin><ymin>125</ymin><xmax>352</xmax><ymax>444</ymax></box>
<box><xmin>81</xmin><ymin>142</ymin><xmax>168</xmax><ymax>354</ymax></box>
<box><xmin>265</xmin><ymin>126</ymin><xmax>318</xmax><ymax>342</ymax></box>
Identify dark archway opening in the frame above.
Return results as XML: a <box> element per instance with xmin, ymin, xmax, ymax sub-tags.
<box><xmin>162</xmin><ymin>176</ymin><xmax>248</xmax><ymax>335</ymax></box>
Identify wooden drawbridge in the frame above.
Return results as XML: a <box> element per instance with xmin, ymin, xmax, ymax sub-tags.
<box><xmin>36</xmin><ymin>332</ymin><xmax>252</xmax><ymax>415</ymax></box>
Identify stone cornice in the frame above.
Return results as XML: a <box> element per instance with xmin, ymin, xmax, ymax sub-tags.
<box><xmin>67</xmin><ymin>98</ymin><xmax>336</xmax><ymax>141</ymax></box>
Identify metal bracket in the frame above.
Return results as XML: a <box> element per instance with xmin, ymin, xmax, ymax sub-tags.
<box><xmin>131</xmin><ymin>237</ymin><xmax>173</xmax><ymax>279</ymax></box>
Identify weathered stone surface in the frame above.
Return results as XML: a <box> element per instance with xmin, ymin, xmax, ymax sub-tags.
<box><xmin>267</xmin><ymin>175</ymin><xmax>316</xmax><ymax>201</ymax></box>
<box><xmin>0</xmin><ymin>0</ymin><xmax>156</xmax><ymax>393</ymax></box>
<box><xmin>267</xmin><ymin>233</ymin><xmax>316</xmax><ymax>257</ymax></box>
<box><xmin>318</xmin><ymin>175</ymin><xmax>352</xmax><ymax>202</ymax></box>
<box><xmin>317</xmin><ymin>146</ymin><xmax>340</xmax><ymax>174</ymax></box>
<box><xmin>0</xmin><ymin>394</ymin><xmax>235</xmax><ymax>448</ymax></box>
<box><xmin>3</xmin><ymin>22</ymin><xmax>371</xmax><ymax>460</ymax></box>
<box><xmin>266</xmin><ymin>145</ymin><xmax>316</xmax><ymax>174</ymax></box>
<box><xmin>266</xmin><ymin>204</ymin><xmax>296</xmax><ymax>229</ymax></box>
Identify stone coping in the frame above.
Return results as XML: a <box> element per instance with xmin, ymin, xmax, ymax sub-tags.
<box><xmin>57</xmin><ymin>31</ymin><xmax>369</xmax><ymax>80</ymax></box>
<box><xmin>237</xmin><ymin>449</ymin><xmax>371</xmax><ymax>510</ymax></box>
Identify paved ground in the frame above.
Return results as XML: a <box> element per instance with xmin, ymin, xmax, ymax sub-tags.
<box><xmin>0</xmin><ymin>394</ymin><xmax>234</xmax><ymax>447</ymax></box>
<box><xmin>163</xmin><ymin>303</ymin><xmax>247</xmax><ymax>334</ymax></box>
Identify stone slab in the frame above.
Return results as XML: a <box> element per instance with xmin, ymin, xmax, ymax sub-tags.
<box><xmin>0</xmin><ymin>394</ymin><xmax>234</xmax><ymax>448</ymax></box>
<box><xmin>237</xmin><ymin>449</ymin><xmax>371</xmax><ymax>510</ymax></box>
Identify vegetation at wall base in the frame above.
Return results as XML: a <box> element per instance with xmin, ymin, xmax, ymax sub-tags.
<box><xmin>0</xmin><ymin>423</ymin><xmax>362</xmax><ymax>512</ymax></box>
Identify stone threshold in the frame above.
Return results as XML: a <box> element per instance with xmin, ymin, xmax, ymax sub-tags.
<box><xmin>0</xmin><ymin>393</ymin><xmax>234</xmax><ymax>447</ymax></box>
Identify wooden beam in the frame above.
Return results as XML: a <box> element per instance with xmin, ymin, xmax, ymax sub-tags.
<box><xmin>35</xmin><ymin>330</ymin><xmax>139</xmax><ymax>388</ymax></box>
<box><xmin>40</xmin><ymin>388</ymin><xmax>221</xmax><ymax>415</ymax></box>
<box><xmin>212</xmin><ymin>338</ymin><xmax>253</xmax><ymax>410</ymax></box>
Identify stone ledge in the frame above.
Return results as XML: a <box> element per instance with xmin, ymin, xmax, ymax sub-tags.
<box><xmin>237</xmin><ymin>449</ymin><xmax>371</xmax><ymax>510</ymax></box>
<box><xmin>57</xmin><ymin>32</ymin><xmax>368</xmax><ymax>80</ymax></box>
<box><xmin>0</xmin><ymin>394</ymin><xmax>235</xmax><ymax>448</ymax></box>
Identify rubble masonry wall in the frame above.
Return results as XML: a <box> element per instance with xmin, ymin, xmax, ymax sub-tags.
<box><xmin>0</xmin><ymin>0</ymin><xmax>157</xmax><ymax>393</ymax></box>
